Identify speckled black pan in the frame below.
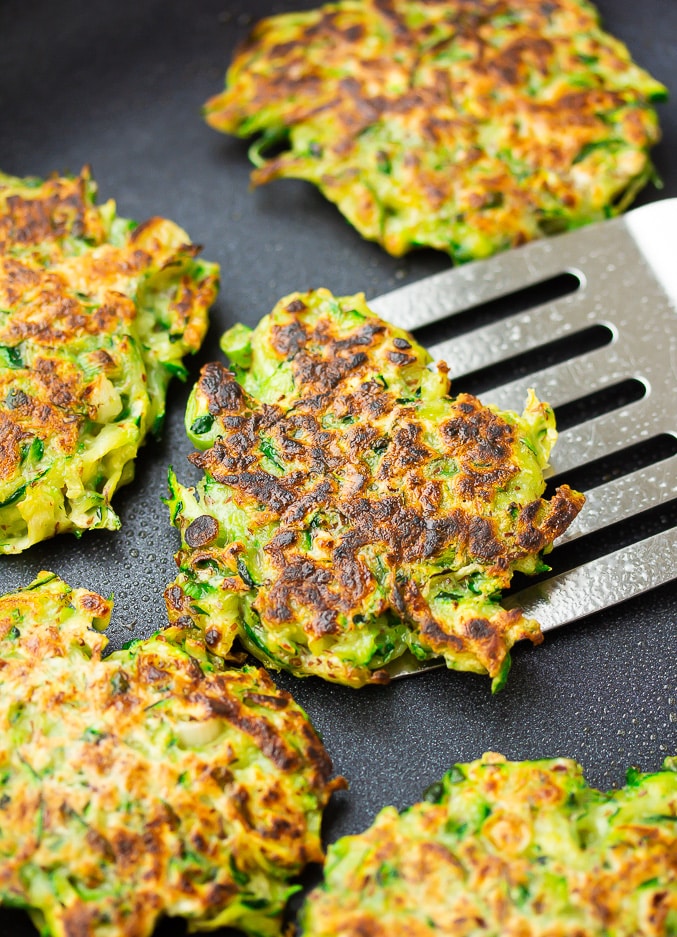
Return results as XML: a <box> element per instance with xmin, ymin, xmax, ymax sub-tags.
<box><xmin>1</xmin><ymin>1</ymin><xmax>676</xmax><ymax>935</ymax></box>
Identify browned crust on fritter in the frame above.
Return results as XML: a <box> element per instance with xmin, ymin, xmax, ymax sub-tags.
<box><xmin>0</xmin><ymin>169</ymin><xmax>106</xmax><ymax>251</ymax></box>
<box><xmin>0</xmin><ymin>176</ymin><xmax>214</xmax><ymax>487</ymax></box>
<box><xmin>186</xmin><ymin>308</ymin><xmax>583</xmax><ymax>672</ymax></box>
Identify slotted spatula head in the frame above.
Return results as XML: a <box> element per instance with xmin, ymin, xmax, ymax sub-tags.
<box><xmin>371</xmin><ymin>199</ymin><xmax>677</xmax><ymax>677</ymax></box>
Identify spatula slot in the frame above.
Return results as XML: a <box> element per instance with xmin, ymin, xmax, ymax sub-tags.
<box><xmin>552</xmin><ymin>378</ymin><xmax>647</xmax><ymax>433</ymax></box>
<box><xmin>547</xmin><ymin>434</ymin><xmax>677</xmax><ymax>496</ymax></box>
<box><xmin>409</xmin><ymin>272</ymin><xmax>581</xmax><ymax>348</ymax></box>
<box><xmin>447</xmin><ymin>324</ymin><xmax>612</xmax><ymax>398</ymax></box>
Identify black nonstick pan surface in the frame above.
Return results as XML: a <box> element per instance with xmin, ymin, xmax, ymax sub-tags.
<box><xmin>1</xmin><ymin>1</ymin><xmax>676</xmax><ymax>933</ymax></box>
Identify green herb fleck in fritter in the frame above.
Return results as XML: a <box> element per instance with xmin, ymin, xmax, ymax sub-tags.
<box><xmin>0</xmin><ymin>167</ymin><xmax>219</xmax><ymax>553</ymax></box>
<box><xmin>205</xmin><ymin>0</ymin><xmax>666</xmax><ymax>262</ymax></box>
<box><xmin>0</xmin><ymin>572</ymin><xmax>343</xmax><ymax>937</ymax></box>
<box><xmin>300</xmin><ymin>751</ymin><xmax>677</xmax><ymax>936</ymax></box>
<box><xmin>165</xmin><ymin>288</ymin><xmax>584</xmax><ymax>690</ymax></box>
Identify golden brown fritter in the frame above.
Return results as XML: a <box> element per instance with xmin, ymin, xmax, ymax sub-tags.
<box><xmin>166</xmin><ymin>289</ymin><xmax>583</xmax><ymax>689</ymax></box>
<box><xmin>0</xmin><ymin>167</ymin><xmax>218</xmax><ymax>552</ymax></box>
<box><xmin>205</xmin><ymin>0</ymin><xmax>666</xmax><ymax>261</ymax></box>
<box><xmin>0</xmin><ymin>572</ymin><xmax>344</xmax><ymax>937</ymax></box>
<box><xmin>300</xmin><ymin>752</ymin><xmax>677</xmax><ymax>937</ymax></box>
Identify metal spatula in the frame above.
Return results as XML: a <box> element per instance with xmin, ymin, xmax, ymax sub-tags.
<box><xmin>370</xmin><ymin>199</ymin><xmax>677</xmax><ymax>677</ymax></box>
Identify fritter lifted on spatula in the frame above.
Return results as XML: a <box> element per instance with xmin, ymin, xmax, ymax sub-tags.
<box><xmin>166</xmin><ymin>288</ymin><xmax>584</xmax><ymax>690</ymax></box>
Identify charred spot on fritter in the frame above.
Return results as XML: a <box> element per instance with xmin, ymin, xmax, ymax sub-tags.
<box><xmin>199</xmin><ymin>360</ymin><xmax>246</xmax><ymax>414</ymax></box>
<box><xmin>167</xmin><ymin>288</ymin><xmax>583</xmax><ymax>690</ymax></box>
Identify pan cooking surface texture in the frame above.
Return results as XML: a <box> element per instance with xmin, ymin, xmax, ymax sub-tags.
<box><xmin>1</xmin><ymin>1</ymin><xmax>676</xmax><ymax>934</ymax></box>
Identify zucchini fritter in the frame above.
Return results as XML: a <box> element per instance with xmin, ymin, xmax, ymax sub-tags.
<box><xmin>0</xmin><ymin>168</ymin><xmax>218</xmax><ymax>553</ymax></box>
<box><xmin>300</xmin><ymin>751</ymin><xmax>677</xmax><ymax>937</ymax></box>
<box><xmin>0</xmin><ymin>572</ymin><xmax>343</xmax><ymax>937</ymax></box>
<box><xmin>166</xmin><ymin>289</ymin><xmax>583</xmax><ymax>690</ymax></box>
<box><xmin>205</xmin><ymin>0</ymin><xmax>666</xmax><ymax>262</ymax></box>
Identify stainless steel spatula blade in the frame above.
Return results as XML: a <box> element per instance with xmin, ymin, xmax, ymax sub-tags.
<box><xmin>371</xmin><ymin>199</ymin><xmax>677</xmax><ymax>678</ymax></box>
